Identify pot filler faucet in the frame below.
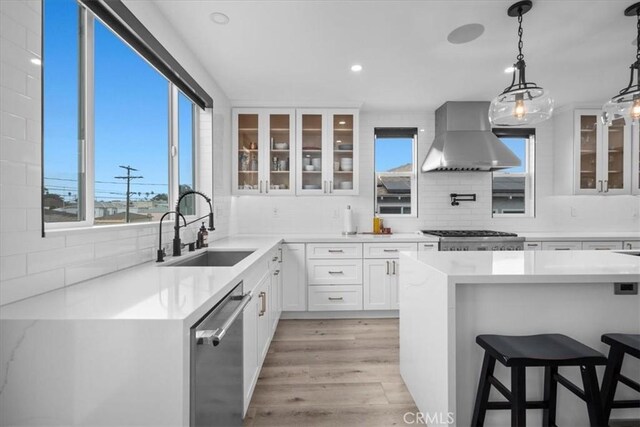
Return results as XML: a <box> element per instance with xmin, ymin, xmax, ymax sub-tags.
<box><xmin>172</xmin><ymin>190</ymin><xmax>215</xmax><ymax>257</ymax></box>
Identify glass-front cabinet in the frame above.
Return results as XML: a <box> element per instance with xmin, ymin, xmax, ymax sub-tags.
<box><xmin>574</xmin><ymin>109</ymin><xmax>632</xmax><ymax>195</ymax></box>
<box><xmin>233</xmin><ymin>109</ymin><xmax>295</xmax><ymax>195</ymax></box>
<box><xmin>296</xmin><ymin>109</ymin><xmax>359</xmax><ymax>195</ymax></box>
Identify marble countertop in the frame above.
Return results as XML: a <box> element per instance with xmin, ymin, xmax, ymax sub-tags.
<box><xmin>520</xmin><ymin>232</ymin><xmax>640</xmax><ymax>241</ymax></box>
<box><xmin>277</xmin><ymin>232</ymin><xmax>440</xmax><ymax>243</ymax></box>
<box><xmin>0</xmin><ymin>235</ymin><xmax>283</xmax><ymax>323</ymax></box>
<box><xmin>402</xmin><ymin>250</ymin><xmax>640</xmax><ymax>284</ymax></box>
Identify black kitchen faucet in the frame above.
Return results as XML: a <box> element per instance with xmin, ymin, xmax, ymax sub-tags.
<box><xmin>172</xmin><ymin>190</ymin><xmax>215</xmax><ymax>257</ymax></box>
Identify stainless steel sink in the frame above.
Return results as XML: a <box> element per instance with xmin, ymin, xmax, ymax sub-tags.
<box><xmin>165</xmin><ymin>250</ymin><xmax>255</xmax><ymax>267</ymax></box>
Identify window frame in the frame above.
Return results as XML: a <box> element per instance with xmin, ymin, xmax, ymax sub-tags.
<box><xmin>44</xmin><ymin>3</ymin><xmax>199</xmax><ymax>230</ymax></box>
<box><xmin>373</xmin><ymin>130</ymin><xmax>418</xmax><ymax>218</ymax></box>
<box><xmin>491</xmin><ymin>132</ymin><xmax>536</xmax><ymax>218</ymax></box>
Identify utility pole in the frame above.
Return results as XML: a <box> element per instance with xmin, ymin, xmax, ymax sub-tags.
<box><xmin>115</xmin><ymin>165</ymin><xmax>143</xmax><ymax>223</ymax></box>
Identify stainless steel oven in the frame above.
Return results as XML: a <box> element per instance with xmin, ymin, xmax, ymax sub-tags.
<box><xmin>190</xmin><ymin>282</ymin><xmax>252</xmax><ymax>427</ymax></box>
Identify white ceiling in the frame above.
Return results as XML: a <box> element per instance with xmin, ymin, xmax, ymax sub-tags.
<box><xmin>152</xmin><ymin>0</ymin><xmax>634</xmax><ymax>111</ymax></box>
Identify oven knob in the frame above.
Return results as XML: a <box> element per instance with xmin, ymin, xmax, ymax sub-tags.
<box><xmin>492</xmin><ymin>246</ymin><xmax>499</xmax><ymax>251</ymax></box>
<box><xmin>456</xmin><ymin>248</ymin><xmax>461</xmax><ymax>251</ymax></box>
<box><xmin>463</xmin><ymin>247</ymin><xmax>468</xmax><ymax>251</ymax></box>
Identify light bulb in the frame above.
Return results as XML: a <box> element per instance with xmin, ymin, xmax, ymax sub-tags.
<box><xmin>513</xmin><ymin>96</ymin><xmax>526</xmax><ymax>120</ymax></box>
<box><xmin>632</xmin><ymin>97</ymin><xmax>640</xmax><ymax>121</ymax></box>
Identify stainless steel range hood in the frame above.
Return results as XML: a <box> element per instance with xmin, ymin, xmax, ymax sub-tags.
<box><xmin>421</xmin><ymin>101</ymin><xmax>521</xmax><ymax>172</ymax></box>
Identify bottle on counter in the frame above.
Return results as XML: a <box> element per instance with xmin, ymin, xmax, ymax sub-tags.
<box><xmin>199</xmin><ymin>222</ymin><xmax>208</xmax><ymax>248</ymax></box>
<box><xmin>373</xmin><ymin>212</ymin><xmax>381</xmax><ymax>234</ymax></box>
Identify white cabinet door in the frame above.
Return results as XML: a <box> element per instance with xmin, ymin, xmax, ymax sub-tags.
<box><xmin>624</xmin><ymin>241</ymin><xmax>640</xmax><ymax>250</ymax></box>
<box><xmin>541</xmin><ymin>241</ymin><xmax>582</xmax><ymax>251</ymax></box>
<box><xmin>282</xmin><ymin>243</ymin><xmax>306</xmax><ymax>311</ymax></box>
<box><xmin>243</xmin><ymin>288</ymin><xmax>259</xmax><ymax>415</ymax></box>
<box><xmin>524</xmin><ymin>241</ymin><xmax>542</xmax><ymax>251</ymax></box>
<box><xmin>581</xmin><ymin>241</ymin><xmax>623</xmax><ymax>250</ymax></box>
<box><xmin>270</xmin><ymin>268</ymin><xmax>281</xmax><ymax>333</ymax></box>
<box><xmin>307</xmin><ymin>243</ymin><xmax>363</xmax><ymax>259</ymax></box>
<box><xmin>255</xmin><ymin>274</ymin><xmax>271</xmax><ymax>364</ymax></box>
<box><xmin>364</xmin><ymin>259</ymin><xmax>391</xmax><ymax>310</ymax></box>
<box><xmin>308</xmin><ymin>285</ymin><xmax>363</xmax><ymax>311</ymax></box>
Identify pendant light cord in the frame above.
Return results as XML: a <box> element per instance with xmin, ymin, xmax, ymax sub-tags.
<box><xmin>636</xmin><ymin>10</ymin><xmax>639</xmax><ymax>62</ymax></box>
<box><xmin>517</xmin><ymin>11</ymin><xmax>524</xmax><ymax>61</ymax></box>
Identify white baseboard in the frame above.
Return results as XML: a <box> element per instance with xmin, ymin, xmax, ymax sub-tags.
<box><xmin>280</xmin><ymin>310</ymin><xmax>399</xmax><ymax>319</ymax></box>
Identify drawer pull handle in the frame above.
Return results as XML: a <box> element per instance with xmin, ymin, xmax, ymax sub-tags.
<box><xmin>272</xmin><ymin>256</ymin><xmax>278</xmax><ymax>261</ymax></box>
<box><xmin>555</xmin><ymin>248</ymin><xmax>571</xmax><ymax>251</ymax></box>
<box><xmin>386</xmin><ymin>261</ymin><xmax>390</xmax><ymax>275</ymax></box>
<box><xmin>392</xmin><ymin>260</ymin><xmax>396</xmax><ymax>275</ymax></box>
<box><xmin>328</xmin><ymin>271</ymin><xmax>344</xmax><ymax>274</ymax></box>
<box><xmin>383</xmin><ymin>249</ymin><xmax>398</xmax><ymax>252</ymax></box>
<box><xmin>594</xmin><ymin>248</ymin><xmax>610</xmax><ymax>251</ymax></box>
<box><xmin>527</xmin><ymin>244</ymin><xmax>538</xmax><ymax>247</ymax></box>
<box><xmin>328</xmin><ymin>250</ymin><xmax>344</xmax><ymax>253</ymax></box>
<box><xmin>258</xmin><ymin>291</ymin><xmax>266</xmax><ymax>316</ymax></box>
<box><xmin>423</xmin><ymin>244</ymin><xmax>434</xmax><ymax>247</ymax></box>
<box><xmin>328</xmin><ymin>297</ymin><xmax>344</xmax><ymax>301</ymax></box>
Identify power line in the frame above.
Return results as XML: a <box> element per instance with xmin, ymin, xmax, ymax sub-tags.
<box><xmin>114</xmin><ymin>165</ymin><xmax>143</xmax><ymax>223</ymax></box>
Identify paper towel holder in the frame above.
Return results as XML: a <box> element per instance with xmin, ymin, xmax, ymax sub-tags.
<box><xmin>342</xmin><ymin>205</ymin><xmax>358</xmax><ymax>235</ymax></box>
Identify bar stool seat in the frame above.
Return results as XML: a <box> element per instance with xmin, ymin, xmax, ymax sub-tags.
<box><xmin>472</xmin><ymin>333</ymin><xmax>607</xmax><ymax>427</ymax></box>
<box><xmin>601</xmin><ymin>333</ymin><xmax>640</xmax><ymax>424</ymax></box>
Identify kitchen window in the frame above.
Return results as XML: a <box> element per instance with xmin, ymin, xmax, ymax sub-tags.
<box><xmin>374</xmin><ymin>128</ymin><xmax>418</xmax><ymax>216</ymax></box>
<box><xmin>491</xmin><ymin>130</ymin><xmax>535</xmax><ymax>217</ymax></box>
<box><xmin>43</xmin><ymin>0</ymin><xmax>204</xmax><ymax>228</ymax></box>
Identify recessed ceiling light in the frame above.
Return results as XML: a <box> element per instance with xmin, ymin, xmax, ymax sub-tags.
<box><xmin>350</xmin><ymin>64</ymin><xmax>362</xmax><ymax>72</ymax></box>
<box><xmin>337</xmin><ymin>140</ymin><xmax>342</xmax><ymax>143</ymax></box>
<box><xmin>30</xmin><ymin>58</ymin><xmax>41</xmax><ymax>66</ymax></box>
<box><xmin>419</xmin><ymin>129</ymin><xmax>425</xmax><ymax>132</ymax></box>
<box><xmin>504</xmin><ymin>66</ymin><xmax>515</xmax><ymax>73</ymax></box>
<box><xmin>209</xmin><ymin>12</ymin><xmax>230</xmax><ymax>25</ymax></box>
<box><xmin>447</xmin><ymin>23</ymin><xmax>485</xmax><ymax>44</ymax></box>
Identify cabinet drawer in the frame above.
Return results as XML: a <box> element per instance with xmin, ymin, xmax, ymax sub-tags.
<box><xmin>307</xmin><ymin>243</ymin><xmax>362</xmax><ymax>259</ymax></box>
<box><xmin>418</xmin><ymin>242</ymin><xmax>438</xmax><ymax>252</ymax></box>
<box><xmin>581</xmin><ymin>241</ymin><xmax>623</xmax><ymax>250</ymax></box>
<box><xmin>308</xmin><ymin>259</ymin><xmax>363</xmax><ymax>285</ymax></box>
<box><xmin>541</xmin><ymin>241</ymin><xmax>582</xmax><ymax>251</ymax></box>
<box><xmin>364</xmin><ymin>242</ymin><xmax>418</xmax><ymax>258</ymax></box>
<box><xmin>308</xmin><ymin>285</ymin><xmax>363</xmax><ymax>311</ymax></box>
<box><xmin>524</xmin><ymin>241</ymin><xmax>542</xmax><ymax>251</ymax></box>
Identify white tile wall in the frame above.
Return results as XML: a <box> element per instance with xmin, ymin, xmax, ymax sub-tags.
<box><xmin>0</xmin><ymin>0</ymin><xmax>232</xmax><ymax>306</ymax></box>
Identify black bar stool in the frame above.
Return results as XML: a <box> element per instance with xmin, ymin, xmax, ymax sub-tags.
<box><xmin>601</xmin><ymin>333</ymin><xmax>640</xmax><ymax>424</ymax></box>
<box><xmin>471</xmin><ymin>334</ymin><xmax>607</xmax><ymax>427</ymax></box>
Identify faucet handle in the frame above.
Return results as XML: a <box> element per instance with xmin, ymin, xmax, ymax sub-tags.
<box><xmin>156</xmin><ymin>248</ymin><xmax>166</xmax><ymax>263</ymax></box>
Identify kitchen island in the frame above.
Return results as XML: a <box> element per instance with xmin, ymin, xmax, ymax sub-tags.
<box><xmin>399</xmin><ymin>250</ymin><xmax>640</xmax><ymax>427</ymax></box>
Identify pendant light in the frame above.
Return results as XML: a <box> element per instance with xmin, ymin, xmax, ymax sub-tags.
<box><xmin>602</xmin><ymin>2</ymin><xmax>640</xmax><ymax>126</ymax></box>
<box><xmin>489</xmin><ymin>1</ymin><xmax>554</xmax><ymax>127</ymax></box>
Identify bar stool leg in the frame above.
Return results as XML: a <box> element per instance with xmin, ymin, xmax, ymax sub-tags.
<box><xmin>471</xmin><ymin>352</ymin><xmax>496</xmax><ymax>427</ymax></box>
<box><xmin>581</xmin><ymin>365</ymin><xmax>605</xmax><ymax>427</ymax></box>
<box><xmin>601</xmin><ymin>346</ymin><xmax>625</xmax><ymax>424</ymax></box>
<box><xmin>511</xmin><ymin>366</ymin><xmax>526</xmax><ymax>427</ymax></box>
<box><xmin>542</xmin><ymin>366</ymin><xmax>558</xmax><ymax>427</ymax></box>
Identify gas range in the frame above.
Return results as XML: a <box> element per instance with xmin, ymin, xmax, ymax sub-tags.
<box><xmin>420</xmin><ymin>230</ymin><xmax>525</xmax><ymax>251</ymax></box>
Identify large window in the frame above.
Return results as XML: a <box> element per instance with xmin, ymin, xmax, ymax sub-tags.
<box><xmin>374</xmin><ymin>128</ymin><xmax>418</xmax><ymax>216</ymax></box>
<box><xmin>491</xmin><ymin>131</ymin><xmax>535</xmax><ymax>217</ymax></box>
<box><xmin>43</xmin><ymin>0</ymin><xmax>200</xmax><ymax>227</ymax></box>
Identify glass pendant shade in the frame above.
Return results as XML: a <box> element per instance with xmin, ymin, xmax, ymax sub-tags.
<box><xmin>602</xmin><ymin>91</ymin><xmax>640</xmax><ymax>126</ymax></box>
<box><xmin>489</xmin><ymin>86</ymin><xmax>554</xmax><ymax>126</ymax></box>
<box><xmin>488</xmin><ymin>1</ymin><xmax>554</xmax><ymax>127</ymax></box>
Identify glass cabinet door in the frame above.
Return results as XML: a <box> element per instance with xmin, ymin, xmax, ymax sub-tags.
<box><xmin>299</xmin><ymin>113</ymin><xmax>324</xmax><ymax>193</ymax></box>
<box><xmin>237</xmin><ymin>113</ymin><xmax>260</xmax><ymax>192</ymax></box>
<box><xmin>605</xmin><ymin>118</ymin><xmax>625</xmax><ymax>191</ymax></box>
<box><xmin>268</xmin><ymin>113</ymin><xmax>293</xmax><ymax>193</ymax></box>
<box><xmin>331</xmin><ymin>114</ymin><xmax>355</xmax><ymax>193</ymax></box>
<box><xmin>578</xmin><ymin>114</ymin><xmax>598</xmax><ymax>191</ymax></box>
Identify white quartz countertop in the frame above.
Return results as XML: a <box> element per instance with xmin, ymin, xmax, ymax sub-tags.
<box><xmin>0</xmin><ymin>235</ymin><xmax>282</xmax><ymax>323</ymax></box>
<box><xmin>278</xmin><ymin>232</ymin><xmax>440</xmax><ymax>243</ymax></box>
<box><xmin>402</xmin><ymin>250</ymin><xmax>640</xmax><ymax>284</ymax></box>
<box><xmin>520</xmin><ymin>231</ymin><xmax>640</xmax><ymax>241</ymax></box>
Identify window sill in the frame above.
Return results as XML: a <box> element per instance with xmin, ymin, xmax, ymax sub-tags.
<box><xmin>44</xmin><ymin>215</ymin><xmax>199</xmax><ymax>236</ymax></box>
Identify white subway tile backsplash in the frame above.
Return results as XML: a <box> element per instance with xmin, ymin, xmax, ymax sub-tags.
<box><xmin>0</xmin><ymin>183</ymin><xmax>41</xmax><ymax>209</ymax></box>
<box><xmin>0</xmin><ymin>1</ymin><xmax>40</xmax><ymax>33</ymax></box>
<box><xmin>0</xmin><ymin>12</ymin><xmax>26</xmax><ymax>49</ymax></box>
<box><xmin>0</xmin><ymin>137</ymin><xmax>40</xmax><ymax>164</ymax></box>
<box><xmin>25</xmin><ymin>29</ymin><xmax>39</xmax><ymax>56</ymax></box>
<box><xmin>27</xmin><ymin>243</ymin><xmax>94</xmax><ymax>275</ymax></box>
<box><xmin>0</xmin><ymin>208</ymin><xmax>27</xmax><ymax>233</ymax></box>
<box><xmin>0</xmin><ymin>267</ymin><xmax>64</xmax><ymax>305</ymax></box>
<box><xmin>94</xmin><ymin>238</ymin><xmax>137</xmax><ymax>259</ymax></box>
<box><xmin>0</xmin><ymin>253</ymin><xmax>26</xmax><ymax>281</ymax></box>
<box><xmin>1</xmin><ymin>112</ymin><xmax>26</xmax><ymax>140</ymax></box>
<box><xmin>0</xmin><ymin>159</ymin><xmax>26</xmax><ymax>185</ymax></box>
<box><xmin>65</xmin><ymin>258</ymin><xmax>118</xmax><ymax>286</ymax></box>
<box><xmin>1</xmin><ymin>87</ymin><xmax>39</xmax><ymax>120</ymax></box>
<box><xmin>0</xmin><ymin>62</ymin><xmax>26</xmax><ymax>94</ymax></box>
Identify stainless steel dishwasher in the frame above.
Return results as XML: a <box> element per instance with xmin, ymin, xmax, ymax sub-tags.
<box><xmin>190</xmin><ymin>282</ymin><xmax>252</xmax><ymax>427</ymax></box>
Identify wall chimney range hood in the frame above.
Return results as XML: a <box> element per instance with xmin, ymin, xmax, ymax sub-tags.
<box><xmin>421</xmin><ymin>101</ymin><xmax>521</xmax><ymax>172</ymax></box>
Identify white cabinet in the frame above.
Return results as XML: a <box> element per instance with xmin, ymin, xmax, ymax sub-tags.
<box><xmin>581</xmin><ymin>241</ymin><xmax>623</xmax><ymax>250</ymax></box>
<box><xmin>307</xmin><ymin>259</ymin><xmax>363</xmax><ymax>285</ymax></box>
<box><xmin>233</xmin><ymin>108</ymin><xmax>295</xmax><ymax>195</ymax></box>
<box><xmin>574</xmin><ymin>109</ymin><xmax>633</xmax><ymax>195</ymax></box>
<box><xmin>624</xmin><ymin>241</ymin><xmax>640</xmax><ymax>250</ymax></box>
<box><xmin>307</xmin><ymin>243</ymin><xmax>363</xmax><ymax>259</ymax></box>
<box><xmin>296</xmin><ymin>109</ymin><xmax>359</xmax><ymax>195</ymax></box>
<box><xmin>255</xmin><ymin>273</ymin><xmax>271</xmax><ymax>365</ymax></box>
<box><xmin>363</xmin><ymin>259</ymin><xmax>401</xmax><ymax>310</ymax></box>
<box><xmin>524</xmin><ymin>241</ymin><xmax>542</xmax><ymax>251</ymax></box>
<box><xmin>282</xmin><ymin>244</ymin><xmax>306</xmax><ymax>311</ymax></box>
<box><xmin>364</xmin><ymin>242</ymin><xmax>419</xmax><ymax>258</ymax></box>
<box><xmin>243</xmin><ymin>287</ymin><xmax>259</xmax><ymax>415</ymax></box>
<box><xmin>308</xmin><ymin>285</ymin><xmax>363</xmax><ymax>311</ymax></box>
<box><xmin>418</xmin><ymin>242</ymin><xmax>438</xmax><ymax>251</ymax></box>
<box><xmin>541</xmin><ymin>241</ymin><xmax>583</xmax><ymax>251</ymax></box>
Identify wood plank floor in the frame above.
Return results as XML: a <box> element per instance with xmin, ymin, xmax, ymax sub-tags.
<box><xmin>243</xmin><ymin>318</ymin><xmax>418</xmax><ymax>426</ymax></box>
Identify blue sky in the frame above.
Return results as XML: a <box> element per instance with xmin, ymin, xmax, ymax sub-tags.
<box><xmin>44</xmin><ymin>0</ymin><xmax>193</xmax><ymax>202</ymax></box>
<box><xmin>375</xmin><ymin>138</ymin><xmax>413</xmax><ymax>172</ymax></box>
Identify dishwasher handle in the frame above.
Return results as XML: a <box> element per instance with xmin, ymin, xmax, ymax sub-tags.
<box><xmin>196</xmin><ymin>292</ymin><xmax>253</xmax><ymax>347</ymax></box>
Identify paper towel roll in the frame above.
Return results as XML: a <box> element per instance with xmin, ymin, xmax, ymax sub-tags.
<box><xmin>343</xmin><ymin>205</ymin><xmax>356</xmax><ymax>235</ymax></box>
